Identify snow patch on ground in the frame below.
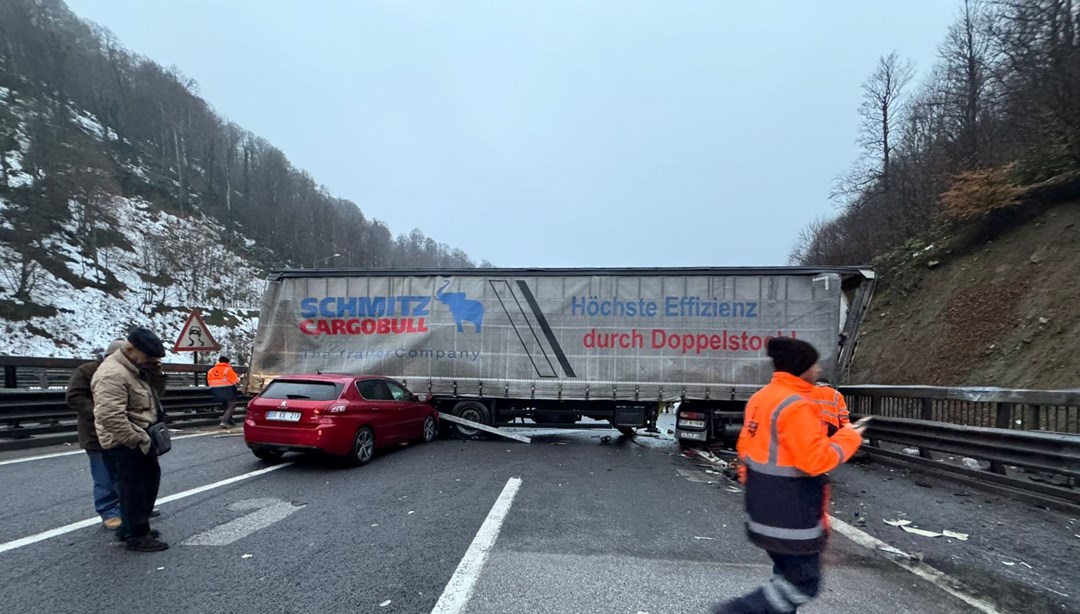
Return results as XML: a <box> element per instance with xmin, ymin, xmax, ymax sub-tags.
<box><xmin>0</xmin><ymin>194</ymin><xmax>265</xmax><ymax>362</ymax></box>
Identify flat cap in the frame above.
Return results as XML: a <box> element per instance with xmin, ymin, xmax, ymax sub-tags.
<box><xmin>127</xmin><ymin>327</ymin><xmax>166</xmax><ymax>358</ymax></box>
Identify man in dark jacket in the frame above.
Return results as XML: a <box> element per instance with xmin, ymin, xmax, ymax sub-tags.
<box><xmin>93</xmin><ymin>328</ymin><xmax>170</xmax><ymax>552</ymax></box>
<box><xmin>66</xmin><ymin>339</ymin><xmax>127</xmax><ymax>529</ymax></box>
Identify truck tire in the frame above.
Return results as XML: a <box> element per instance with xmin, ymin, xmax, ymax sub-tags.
<box><xmin>451</xmin><ymin>401</ymin><xmax>490</xmax><ymax>439</ymax></box>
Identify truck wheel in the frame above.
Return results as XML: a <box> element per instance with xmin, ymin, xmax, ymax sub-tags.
<box><xmin>451</xmin><ymin>401</ymin><xmax>489</xmax><ymax>439</ymax></box>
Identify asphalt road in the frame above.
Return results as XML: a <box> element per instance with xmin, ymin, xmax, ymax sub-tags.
<box><xmin>0</xmin><ymin>415</ymin><xmax>1068</xmax><ymax>614</ymax></box>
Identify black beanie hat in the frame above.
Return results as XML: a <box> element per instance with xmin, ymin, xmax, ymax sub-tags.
<box><xmin>127</xmin><ymin>327</ymin><xmax>166</xmax><ymax>358</ymax></box>
<box><xmin>766</xmin><ymin>337</ymin><xmax>819</xmax><ymax>376</ymax></box>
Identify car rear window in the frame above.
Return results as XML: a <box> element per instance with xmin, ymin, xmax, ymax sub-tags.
<box><xmin>259</xmin><ymin>380</ymin><xmax>342</xmax><ymax>401</ymax></box>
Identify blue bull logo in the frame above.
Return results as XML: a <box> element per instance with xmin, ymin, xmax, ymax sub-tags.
<box><xmin>436</xmin><ymin>279</ymin><xmax>484</xmax><ymax>333</ymax></box>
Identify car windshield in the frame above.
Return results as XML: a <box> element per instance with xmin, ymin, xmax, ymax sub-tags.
<box><xmin>260</xmin><ymin>380</ymin><xmax>341</xmax><ymax>401</ymax></box>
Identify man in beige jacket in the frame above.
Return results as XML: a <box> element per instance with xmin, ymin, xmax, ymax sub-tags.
<box><xmin>92</xmin><ymin>327</ymin><xmax>168</xmax><ymax>552</ymax></box>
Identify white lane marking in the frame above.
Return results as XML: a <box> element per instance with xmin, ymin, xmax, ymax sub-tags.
<box><xmin>431</xmin><ymin>477</ymin><xmax>522</xmax><ymax>614</ymax></box>
<box><xmin>0</xmin><ymin>431</ymin><xmax>223</xmax><ymax>466</ymax></box>
<box><xmin>829</xmin><ymin>516</ymin><xmax>1002</xmax><ymax>613</ymax></box>
<box><xmin>181</xmin><ymin>497</ymin><xmax>305</xmax><ymax>546</ymax></box>
<box><xmin>0</xmin><ymin>463</ymin><xmax>292</xmax><ymax>554</ymax></box>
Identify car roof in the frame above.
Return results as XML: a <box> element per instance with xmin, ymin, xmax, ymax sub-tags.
<box><xmin>270</xmin><ymin>373</ymin><xmax>385</xmax><ymax>384</ymax></box>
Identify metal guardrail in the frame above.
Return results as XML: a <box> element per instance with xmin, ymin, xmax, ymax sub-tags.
<box><xmin>0</xmin><ymin>387</ymin><xmax>248</xmax><ymax>452</ymax></box>
<box><xmin>840</xmin><ymin>384</ymin><xmax>1080</xmax><ymax>434</ymax></box>
<box><xmin>0</xmin><ymin>356</ymin><xmax>248</xmax><ymax>390</ymax></box>
<box><xmin>841</xmin><ymin>385</ymin><xmax>1080</xmax><ymax>512</ymax></box>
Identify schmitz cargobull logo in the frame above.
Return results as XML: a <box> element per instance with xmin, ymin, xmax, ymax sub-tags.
<box><xmin>298</xmin><ymin>296</ymin><xmax>431</xmax><ymax>336</ymax></box>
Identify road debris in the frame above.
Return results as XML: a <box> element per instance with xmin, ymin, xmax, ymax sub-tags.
<box><xmin>241</xmin><ymin>554</ymin><xmax>253</xmax><ymax>559</ymax></box>
<box><xmin>693</xmin><ymin>536</ymin><xmax>715</xmax><ymax>540</ymax></box>
<box><xmin>960</xmin><ymin>457</ymin><xmax>982</xmax><ymax>470</ymax></box>
<box><xmin>883</xmin><ymin>519</ymin><xmax>969</xmax><ymax>540</ymax></box>
<box><xmin>156</xmin><ymin>566</ymin><xmax>165</xmax><ymax>571</ymax></box>
<box><xmin>380</xmin><ymin>600</ymin><xmax>392</xmax><ymax>607</ymax></box>
<box><xmin>876</xmin><ymin>544</ymin><xmax>912</xmax><ymax>557</ymax></box>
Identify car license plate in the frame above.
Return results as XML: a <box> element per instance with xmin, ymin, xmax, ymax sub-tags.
<box><xmin>678</xmin><ymin>419</ymin><xmax>705</xmax><ymax>429</ymax></box>
<box><xmin>266</xmin><ymin>411</ymin><xmax>301</xmax><ymax>422</ymax></box>
<box><xmin>678</xmin><ymin>430</ymin><xmax>706</xmax><ymax>441</ymax></box>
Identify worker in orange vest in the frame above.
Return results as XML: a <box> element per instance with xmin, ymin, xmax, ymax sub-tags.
<box><xmin>811</xmin><ymin>380</ymin><xmax>850</xmax><ymax>436</ymax></box>
<box><xmin>712</xmin><ymin>337</ymin><xmax>867</xmax><ymax>614</ymax></box>
<box><xmin>206</xmin><ymin>356</ymin><xmax>240</xmax><ymax>428</ymax></box>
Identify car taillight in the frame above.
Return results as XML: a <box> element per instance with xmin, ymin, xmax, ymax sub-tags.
<box><xmin>679</xmin><ymin>411</ymin><xmax>706</xmax><ymax>420</ymax></box>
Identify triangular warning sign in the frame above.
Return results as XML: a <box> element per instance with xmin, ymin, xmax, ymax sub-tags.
<box><xmin>173</xmin><ymin>309</ymin><xmax>220</xmax><ymax>352</ymax></box>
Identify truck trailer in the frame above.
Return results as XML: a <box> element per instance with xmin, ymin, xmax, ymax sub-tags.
<box><xmin>245</xmin><ymin>267</ymin><xmax>875</xmax><ymax>445</ymax></box>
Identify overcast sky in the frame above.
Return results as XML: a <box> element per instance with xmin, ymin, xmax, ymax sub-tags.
<box><xmin>65</xmin><ymin>0</ymin><xmax>958</xmax><ymax>268</ymax></box>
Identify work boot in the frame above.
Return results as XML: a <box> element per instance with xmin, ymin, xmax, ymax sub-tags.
<box><xmin>102</xmin><ymin>517</ymin><xmax>122</xmax><ymax>530</ymax></box>
<box><xmin>126</xmin><ymin>535</ymin><xmax>168</xmax><ymax>552</ymax></box>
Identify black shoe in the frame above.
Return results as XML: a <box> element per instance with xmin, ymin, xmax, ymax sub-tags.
<box><xmin>116</xmin><ymin>529</ymin><xmax>160</xmax><ymax>542</ymax></box>
<box><xmin>150</xmin><ymin>508</ymin><xmax>161</xmax><ymax>517</ymax></box>
<box><xmin>126</xmin><ymin>535</ymin><xmax>169</xmax><ymax>552</ymax></box>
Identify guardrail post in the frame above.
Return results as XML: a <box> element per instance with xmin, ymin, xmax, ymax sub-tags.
<box><xmin>1024</xmin><ymin>404</ymin><xmax>1040</xmax><ymax>431</ymax></box>
<box><xmin>988</xmin><ymin>402</ymin><xmax>1014</xmax><ymax>474</ymax></box>
<box><xmin>868</xmin><ymin>396</ymin><xmax>882</xmax><ymax>447</ymax></box>
<box><xmin>920</xmin><ymin>397</ymin><xmax>934</xmax><ymax>420</ymax></box>
<box><xmin>4</xmin><ymin>366</ymin><xmax>15</xmax><ymax>389</ymax></box>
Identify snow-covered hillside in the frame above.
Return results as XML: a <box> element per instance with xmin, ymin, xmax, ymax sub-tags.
<box><xmin>0</xmin><ymin>89</ymin><xmax>265</xmax><ymax>362</ymax></box>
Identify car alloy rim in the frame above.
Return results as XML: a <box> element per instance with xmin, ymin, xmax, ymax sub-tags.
<box><xmin>424</xmin><ymin>417</ymin><xmax>436</xmax><ymax>440</ymax></box>
<box><xmin>358</xmin><ymin>430</ymin><xmax>373</xmax><ymax>461</ymax></box>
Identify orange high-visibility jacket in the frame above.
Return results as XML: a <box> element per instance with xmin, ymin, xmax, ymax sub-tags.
<box><xmin>810</xmin><ymin>384</ymin><xmax>850</xmax><ymax>436</ymax></box>
<box><xmin>737</xmin><ymin>372</ymin><xmax>862</xmax><ymax>554</ymax></box>
<box><xmin>206</xmin><ymin>362</ymin><xmax>239</xmax><ymax>388</ymax></box>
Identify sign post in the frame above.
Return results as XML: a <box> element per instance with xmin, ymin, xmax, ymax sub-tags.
<box><xmin>173</xmin><ymin>309</ymin><xmax>221</xmax><ymax>387</ymax></box>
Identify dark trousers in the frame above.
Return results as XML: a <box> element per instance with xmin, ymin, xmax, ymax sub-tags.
<box><xmin>105</xmin><ymin>446</ymin><xmax>161</xmax><ymax>541</ymax></box>
<box><xmin>212</xmin><ymin>386</ymin><xmax>238</xmax><ymax>425</ymax></box>
<box><xmin>719</xmin><ymin>552</ymin><xmax>821</xmax><ymax>613</ymax></box>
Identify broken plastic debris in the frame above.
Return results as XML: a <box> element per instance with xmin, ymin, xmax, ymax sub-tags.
<box><xmin>884</xmin><ymin>519</ymin><xmax>968</xmax><ymax>540</ymax></box>
<box><xmin>693</xmin><ymin>536</ymin><xmax>715</xmax><ymax>540</ymax></box>
<box><xmin>1002</xmin><ymin>561</ymin><xmax>1016</xmax><ymax>566</ymax></box>
<box><xmin>408</xmin><ymin>511</ymin><xmax>415</xmax><ymax>515</ymax></box>
<box><xmin>1020</xmin><ymin>561</ymin><xmax>1033</xmax><ymax>569</ymax></box>
<box><xmin>156</xmin><ymin>566</ymin><xmax>165</xmax><ymax>571</ymax></box>
<box><xmin>902</xmin><ymin>448</ymin><xmax>920</xmax><ymax>456</ymax></box>
<box><xmin>380</xmin><ymin>600</ymin><xmax>392</xmax><ymax>607</ymax></box>
<box><xmin>726</xmin><ymin>487</ymin><xmax>742</xmax><ymax>493</ymax></box>
<box><xmin>902</xmin><ymin>526</ymin><xmax>944</xmax><ymax>538</ymax></box>
<box><xmin>241</xmin><ymin>554</ymin><xmax>253</xmax><ymax>559</ymax></box>
<box><xmin>876</xmin><ymin>545</ymin><xmax>910</xmax><ymax>557</ymax></box>
<box><xmin>960</xmin><ymin>457</ymin><xmax>981</xmax><ymax>470</ymax></box>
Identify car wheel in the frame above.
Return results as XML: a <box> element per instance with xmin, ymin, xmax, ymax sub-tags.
<box><xmin>421</xmin><ymin>414</ymin><xmax>437</xmax><ymax>443</ymax></box>
<box><xmin>252</xmin><ymin>449</ymin><xmax>284</xmax><ymax>462</ymax></box>
<box><xmin>450</xmin><ymin>401</ymin><xmax>489</xmax><ymax>439</ymax></box>
<box><xmin>347</xmin><ymin>426</ymin><xmax>375</xmax><ymax>466</ymax></box>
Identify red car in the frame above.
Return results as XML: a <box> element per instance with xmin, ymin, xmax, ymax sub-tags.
<box><xmin>244</xmin><ymin>374</ymin><xmax>438</xmax><ymax>465</ymax></box>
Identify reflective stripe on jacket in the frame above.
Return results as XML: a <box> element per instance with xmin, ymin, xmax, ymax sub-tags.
<box><xmin>811</xmin><ymin>385</ymin><xmax>850</xmax><ymax>436</ymax></box>
<box><xmin>737</xmin><ymin>372</ymin><xmax>862</xmax><ymax>554</ymax></box>
<box><xmin>206</xmin><ymin>363</ymin><xmax>239</xmax><ymax>388</ymax></box>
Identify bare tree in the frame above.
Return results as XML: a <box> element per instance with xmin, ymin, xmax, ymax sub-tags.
<box><xmin>939</xmin><ymin>0</ymin><xmax>996</xmax><ymax>167</ymax></box>
<box><xmin>858</xmin><ymin>52</ymin><xmax>916</xmax><ymax>191</ymax></box>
